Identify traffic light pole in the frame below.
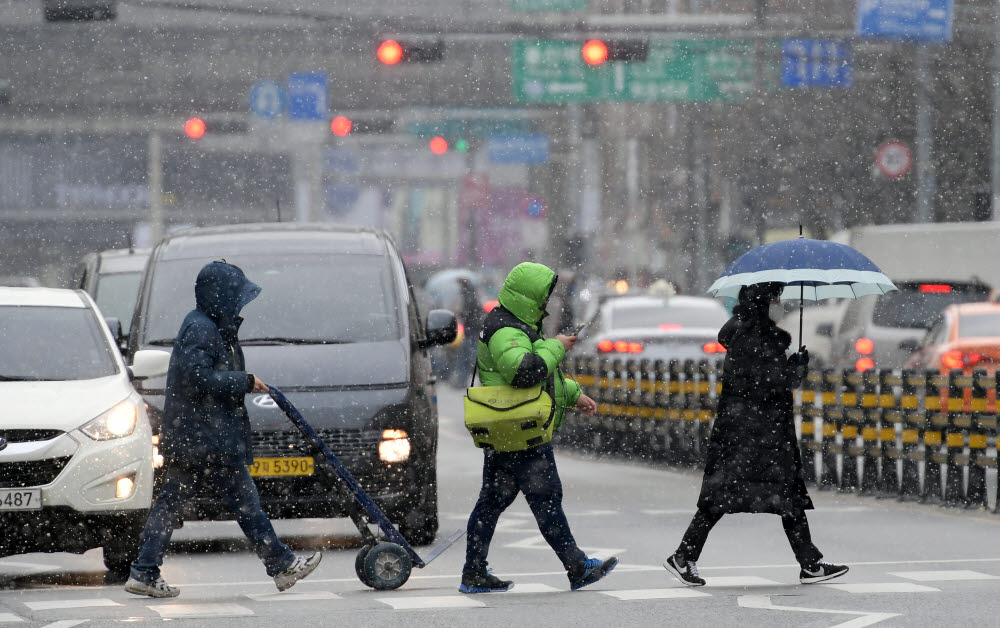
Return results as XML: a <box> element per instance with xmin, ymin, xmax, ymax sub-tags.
<box><xmin>914</xmin><ymin>43</ymin><xmax>935</xmax><ymax>222</ymax></box>
<box><xmin>147</xmin><ymin>131</ymin><xmax>164</xmax><ymax>244</ymax></box>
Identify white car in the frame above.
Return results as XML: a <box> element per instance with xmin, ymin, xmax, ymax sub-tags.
<box><xmin>0</xmin><ymin>287</ymin><xmax>169</xmax><ymax>574</ymax></box>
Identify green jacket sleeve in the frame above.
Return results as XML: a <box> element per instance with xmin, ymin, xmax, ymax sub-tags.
<box><xmin>487</xmin><ymin>327</ymin><xmax>566</xmax><ymax>388</ymax></box>
<box><xmin>563</xmin><ymin>376</ymin><xmax>582</xmax><ymax>407</ymax></box>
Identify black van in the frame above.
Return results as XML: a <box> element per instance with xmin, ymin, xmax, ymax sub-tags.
<box><xmin>126</xmin><ymin>224</ymin><xmax>456</xmax><ymax>545</ymax></box>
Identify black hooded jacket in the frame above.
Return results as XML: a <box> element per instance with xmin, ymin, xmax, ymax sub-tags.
<box><xmin>695</xmin><ymin>291</ymin><xmax>813</xmax><ymax>515</ymax></box>
<box><xmin>159</xmin><ymin>261</ymin><xmax>261</xmax><ymax>466</ymax></box>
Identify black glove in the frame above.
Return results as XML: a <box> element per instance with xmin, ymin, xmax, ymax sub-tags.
<box><xmin>788</xmin><ymin>347</ymin><xmax>809</xmax><ymax>367</ymax></box>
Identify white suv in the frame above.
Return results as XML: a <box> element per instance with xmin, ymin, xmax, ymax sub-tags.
<box><xmin>0</xmin><ymin>287</ymin><xmax>169</xmax><ymax>574</ymax></box>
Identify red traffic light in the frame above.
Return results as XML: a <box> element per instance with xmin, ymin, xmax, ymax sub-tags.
<box><xmin>377</xmin><ymin>39</ymin><xmax>404</xmax><ymax>65</ymax></box>
<box><xmin>429</xmin><ymin>136</ymin><xmax>448</xmax><ymax>155</ymax></box>
<box><xmin>582</xmin><ymin>39</ymin><xmax>608</xmax><ymax>66</ymax></box>
<box><xmin>330</xmin><ymin>116</ymin><xmax>352</xmax><ymax>137</ymax></box>
<box><xmin>184</xmin><ymin>117</ymin><xmax>206</xmax><ymax>139</ymax></box>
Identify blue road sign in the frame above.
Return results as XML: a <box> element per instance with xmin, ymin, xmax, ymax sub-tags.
<box><xmin>487</xmin><ymin>134</ymin><xmax>550</xmax><ymax>164</ymax></box>
<box><xmin>288</xmin><ymin>72</ymin><xmax>328</xmax><ymax>121</ymax></box>
<box><xmin>782</xmin><ymin>40</ymin><xmax>853</xmax><ymax>88</ymax></box>
<box><xmin>857</xmin><ymin>0</ymin><xmax>953</xmax><ymax>42</ymax></box>
<box><xmin>248</xmin><ymin>80</ymin><xmax>286</xmax><ymax>119</ymax></box>
<box><xmin>523</xmin><ymin>196</ymin><xmax>547</xmax><ymax>219</ymax></box>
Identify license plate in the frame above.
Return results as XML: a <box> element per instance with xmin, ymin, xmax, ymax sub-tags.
<box><xmin>0</xmin><ymin>488</ymin><xmax>41</xmax><ymax>511</ymax></box>
<box><xmin>248</xmin><ymin>457</ymin><xmax>315</xmax><ymax>477</ymax></box>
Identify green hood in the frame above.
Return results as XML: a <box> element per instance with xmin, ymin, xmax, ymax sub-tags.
<box><xmin>498</xmin><ymin>262</ymin><xmax>557</xmax><ymax>325</ymax></box>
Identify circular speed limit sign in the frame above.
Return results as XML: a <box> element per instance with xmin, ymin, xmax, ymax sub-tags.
<box><xmin>876</xmin><ymin>141</ymin><xmax>912</xmax><ymax>179</ymax></box>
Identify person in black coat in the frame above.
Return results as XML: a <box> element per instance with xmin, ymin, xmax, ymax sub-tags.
<box><xmin>125</xmin><ymin>261</ymin><xmax>321</xmax><ymax>598</ymax></box>
<box><xmin>663</xmin><ymin>282</ymin><xmax>849</xmax><ymax>586</ymax></box>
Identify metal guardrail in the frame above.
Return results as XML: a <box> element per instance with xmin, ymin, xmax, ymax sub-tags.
<box><xmin>559</xmin><ymin>355</ymin><xmax>1000</xmax><ymax>510</ymax></box>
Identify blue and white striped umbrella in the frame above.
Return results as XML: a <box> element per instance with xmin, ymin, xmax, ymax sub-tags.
<box><xmin>707</xmin><ymin>237</ymin><xmax>897</xmax><ymax>301</ymax></box>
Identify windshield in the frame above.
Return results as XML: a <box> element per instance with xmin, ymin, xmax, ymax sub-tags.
<box><xmin>0</xmin><ymin>306</ymin><xmax>118</xmax><ymax>381</ymax></box>
<box><xmin>872</xmin><ymin>284</ymin><xmax>991</xmax><ymax>329</ymax></box>
<box><xmin>95</xmin><ymin>271</ymin><xmax>143</xmax><ymax>334</ymax></box>
<box><xmin>141</xmin><ymin>254</ymin><xmax>401</xmax><ymax>345</ymax></box>
<box><xmin>959</xmin><ymin>313</ymin><xmax>1000</xmax><ymax>338</ymax></box>
<box><xmin>610</xmin><ymin>303</ymin><xmax>729</xmax><ymax>330</ymax></box>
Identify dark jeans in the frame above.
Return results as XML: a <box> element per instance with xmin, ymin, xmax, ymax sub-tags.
<box><xmin>130</xmin><ymin>459</ymin><xmax>295</xmax><ymax>583</ymax></box>
<box><xmin>464</xmin><ymin>444</ymin><xmax>586</xmax><ymax>575</ymax></box>
<box><xmin>675</xmin><ymin>508</ymin><xmax>823</xmax><ymax>567</ymax></box>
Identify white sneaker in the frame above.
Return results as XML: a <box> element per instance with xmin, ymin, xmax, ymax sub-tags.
<box><xmin>124</xmin><ymin>576</ymin><xmax>180</xmax><ymax>598</ymax></box>
<box><xmin>274</xmin><ymin>552</ymin><xmax>323</xmax><ymax>592</ymax></box>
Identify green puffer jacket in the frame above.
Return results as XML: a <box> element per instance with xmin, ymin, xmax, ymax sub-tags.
<box><xmin>476</xmin><ymin>262</ymin><xmax>582</xmax><ymax>431</ymax></box>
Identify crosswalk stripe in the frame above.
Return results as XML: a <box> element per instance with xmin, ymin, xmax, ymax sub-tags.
<box><xmin>246</xmin><ymin>591</ymin><xmax>341</xmax><ymax>602</ymax></box>
<box><xmin>25</xmin><ymin>600</ymin><xmax>120</xmax><ymax>611</ymax></box>
<box><xmin>704</xmin><ymin>576</ymin><xmax>781</xmax><ymax>587</ymax></box>
<box><xmin>825</xmin><ymin>583</ymin><xmax>940</xmax><ymax>594</ymax></box>
<box><xmin>509</xmin><ymin>583</ymin><xmax>560</xmax><ymax>593</ymax></box>
<box><xmin>601</xmin><ymin>589</ymin><xmax>711</xmax><ymax>600</ymax></box>
<box><xmin>148</xmin><ymin>603</ymin><xmax>254</xmax><ymax>618</ymax></box>
<box><xmin>0</xmin><ymin>613</ymin><xmax>24</xmax><ymax>623</ymax></box>
<box><xmin>40</xmin><ymin>621</ymin><xmax>89</xmax><ymax>628</ymax></box>
<box><xmin>376</xmin><ymin>596</ymin><xmax>485</xmax><ymax>610</ymax></box>
<box><xmin>889</xmin><ymin>570</ymin><xmax>1000</xmax><ymax>582</ymax></box>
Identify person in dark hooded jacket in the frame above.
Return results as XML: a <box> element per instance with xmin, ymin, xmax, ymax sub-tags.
<box><xmin>663</xmin><ymin>282</ymin><xmax>848</xmax><ymax>587</ymax></box>
<box><xmin>125</xmin><ymin>261</ymin><xmax>321</xmax><ymax>598</ymax></box>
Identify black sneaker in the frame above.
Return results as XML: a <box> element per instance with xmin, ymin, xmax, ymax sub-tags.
<box><xmin>459</xmin><ymin>570</ymin><xmax>514</xmax><ymax>593</ymax></box>
<box><xmin>568</xmin><ymin>556</ymin><xmax>618</xmax><ymax>591</ymax></box>
<box><xmin>663</xmin><ymin>554</ymin><xmax>706</xmax><ymax>587</ymax></box>
<box><xmin>800</xmin><ymin>561</ymin><xmax>849</xmax><ymax>584</ymax></box>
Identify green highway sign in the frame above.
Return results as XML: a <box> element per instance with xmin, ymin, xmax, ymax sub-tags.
<box><xmin>511</xmin><ymin>0</ymin><xmax>588</xmax><ymax>12</ymax></box>
<box><xmin>512</xmin><ymin>39</ymin><xmax>756</xmax><ymax>103</ymax></box>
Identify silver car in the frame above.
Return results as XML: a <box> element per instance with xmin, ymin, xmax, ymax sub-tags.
<box><xmin>577</xmin><ymin>295</ymin><xmax>730</xmax><ymax>363</ymax></box>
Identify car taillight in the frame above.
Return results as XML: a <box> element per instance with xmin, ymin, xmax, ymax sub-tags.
<box><xmin>598</xmin><ymin>339</ymin><xmax>643</xmax><ymax>353</ymax></box>
<box><xmin>856</xmin><ymin>357</ymin><xmax>875</xmax><ymax>372</ymax></box>
<box><xmin>942</xmin><ymin>350</ymin><xmax>982</xmax><ymax>369</ymax></box>
<box><xmin>855</xmin><ymin>337</ymin><xmax>874</xmax><ymax>355</ymax></box>
<box><xmin>919</xmin><ymin>284</ymin><xmax>952</xmax><ymax>293</ymax></box>
<box><xmin>483</xmin><ymin>300</ymin><xmax>499</xmax><ymax>313</ymax></box>
<box><xmin>658</xmin><ymin>324</ymin><xmax>682</xmax><ymax>331</ymax></box>
<box><xmin>702</xmin><ymin>342</ymin><xmax>727</xmax><ymax>354</ymax></box>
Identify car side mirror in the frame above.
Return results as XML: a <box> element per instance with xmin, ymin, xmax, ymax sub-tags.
<box><xmin>898</xmin><ymin>338</ymin><xmax>920</xmax><ymax>353</ymax></box>
<box><xmin>816</xmin><ymin>323</ymin><xmax>834</xmax><ymax>338</ymax></box>
<box><xmin>130</xmin><ymin>349</ymin><xmax>171</xmax><ymax>380</ymax></box>
<box><xmin>419</xmin><ymin>309</ymin><xmax>458</xmax><ymax>349</ymax></box>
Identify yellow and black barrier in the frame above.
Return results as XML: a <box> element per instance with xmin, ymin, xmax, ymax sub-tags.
<box><xmin>560</xmin><ymin>356</ymin><xmax>1000</xmax><ymax>511</ymax></box>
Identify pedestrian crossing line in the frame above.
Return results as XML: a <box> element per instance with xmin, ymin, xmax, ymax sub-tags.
<box><xmin>824</xmin><ymin>583</ymin><xmax>940</xmax><ymax>594</ymax></box>
<box><xmin>601</xmin><ymin>589</ymin><xmax>712</xmax><ymax>601</ymax></box>
<box><xmin>39</xmin><ymin>621</ymin><xmax>88</xmax><ymax>628</ymax></box>
<box><xmin>25</xmin><ymin>599</ymin><xmax>121</xmax><ymax>611</ymax></box>
<box><xmin>0</xmin><ymin>613</ymin><xmax>23</xmax><ymax>623</ymax></box>
<box><xmin>508</xmin><ymin>583</ymin><xmax>560</xmax><ymax>593</ymax></box>
<box><xmin>703</xmin><ymin>576</ymin><xmax>781</xmax><ymax>587</ymax></box>
<box><xmin>375</xmin><ymin>596</ymin><xmax>485</xmax><ymax>610</ymax></box>
<box><xmin>148</xmin><ymin>603</ymin><xmax>254</xmax><ymax>618</ymax></box>
<box><xmin>889</xmin><ymin>570</ymin><xmax>1000</xmax><ymax>582</ymax></box>
<box><xmin>245</xmin><ymin>591</ymin><xmax>341</xmax><ymax>602</ymax></box>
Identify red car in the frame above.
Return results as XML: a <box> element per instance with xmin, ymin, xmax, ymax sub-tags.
<box><xmin>906</xmin><ymin>302</ymin><xmax>1000</xmax><ymax>410</ymax></box>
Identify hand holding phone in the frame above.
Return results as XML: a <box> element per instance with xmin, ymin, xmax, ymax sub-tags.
<box><xmin>570</xmin><ymin>321</ymin><xmax>589</xmax><ymax>336</ymax></box>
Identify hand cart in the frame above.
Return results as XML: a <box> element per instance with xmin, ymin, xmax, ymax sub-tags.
<box><xmin>268</xmin><ymin>386</ymin><xmax>464</xmax><ymax>590</ymax></box>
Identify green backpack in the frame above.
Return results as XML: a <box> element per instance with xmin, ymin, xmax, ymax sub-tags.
<box><xmin>463</xmin><ymin>365</ymin><xmax>556</xmax><ymax>452</ymax></box>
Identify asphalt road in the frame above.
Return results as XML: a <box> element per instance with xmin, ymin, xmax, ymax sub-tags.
<box><xmin>3</xmin><ymin>384</ymin><xmax>1000</xmax><ymax>626</ymax></box>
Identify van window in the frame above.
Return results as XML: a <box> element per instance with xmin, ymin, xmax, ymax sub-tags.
<box><xmin>0</xmin><ymin>306</ymin><xmax>118</xmax><ymax>380</ymax></box>
<box><xmin>872</xmin><ymin>284</ymin><xmax>990</xmax><ymax>330</ymax></box>
<box><xmin>142</xmin><ymin>254</ymin><xmax>401</xmax><ymax>345</ymax></box>
<box><xmin>95</xmin><ymin>271</ymin><xmax>143</xmax><ymax>334</ymax></box>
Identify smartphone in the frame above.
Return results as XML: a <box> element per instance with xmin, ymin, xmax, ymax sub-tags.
<box><xmin>570</xmin><ymin>321</ymin><xmax>589</xmax><ymax>336</ymax></box>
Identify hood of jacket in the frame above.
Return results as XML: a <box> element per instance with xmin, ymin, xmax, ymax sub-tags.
<box><xmin>497</xmin><ymin>262</ymin><xmax>557</xmax><ymax>326</ymax></box>
<box><xmin>195</xmin><ymin>261</ymin><xmax>261</xmax><ymax>332</ymax></box>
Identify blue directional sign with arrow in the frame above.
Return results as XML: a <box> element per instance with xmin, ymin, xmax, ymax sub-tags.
<box><xmin>857</xmin><ymin>0</ymin><xmax>953</xmax><ymax>42</ymax></box>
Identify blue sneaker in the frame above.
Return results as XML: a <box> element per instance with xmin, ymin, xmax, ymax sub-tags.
<box><xmin>568</xmin><ymin>556</ymin><xmax>618</xmax><ymax>591</ymax></box>
<box><xmin>458</xmin><ymin>571</ymin><xmax>514</xmax><ymax>593</ymax></box>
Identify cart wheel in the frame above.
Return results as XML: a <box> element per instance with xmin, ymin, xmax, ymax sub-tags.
<box><xmin>362</xmin><ymin>542</ymin><xmax>412</xmax><ymax>590</ymax></box>
<box><xmin>355</xmin><ymin>545</ymin><xmax>376</xmax><ymax>588</ymax></box>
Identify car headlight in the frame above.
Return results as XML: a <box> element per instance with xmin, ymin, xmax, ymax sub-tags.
<box><xmin>379</xmin><ymin>429</ymin><xmax>411</xmax><ymax>464</ymax></box>
<box><xmin>80</xmin><ymin>400</ymin><xmax>138</xmax><ymax>441</ymax></box>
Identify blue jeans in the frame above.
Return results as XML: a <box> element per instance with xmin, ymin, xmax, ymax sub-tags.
<box><xmin>130</xmin><ymin>459</ymin><xmax>295</xmax><ymax>582</ymax></box>
<box><xmin>463</xmin><ymin>443</ymin><xmax>586</xmax><ymax>575</ymax></box>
